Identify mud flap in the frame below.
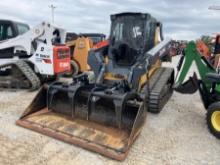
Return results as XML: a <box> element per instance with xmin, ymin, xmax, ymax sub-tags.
<box><xmin>174</xmin><ymin>72</ymin><xmax>198</xmax><ymax>94</ymax></box>
<box><xmin>16</xmin><ymin>84</ymin><xmax>147</xmax><ymax>161</ymax></box>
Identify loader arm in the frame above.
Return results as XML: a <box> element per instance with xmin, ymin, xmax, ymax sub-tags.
<box><xmin>175</xmin><ymin>41</ymin><xmax>215</xmax><ymax>93</ymax></box>
<box><xmin>66</xmin><ymin>39</ymin><xmax>76</xmax><ymax>47</ymax></box>
<box><xmin>145</xmin><ymin>38</ymin><xmax>172</xmax><ymax>66</ymax></box>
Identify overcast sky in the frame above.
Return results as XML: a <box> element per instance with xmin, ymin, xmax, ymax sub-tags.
<box><xmin>0</xmin><ymin>0</ymin><xmax>220</xmax><ymax>40</ymax></box>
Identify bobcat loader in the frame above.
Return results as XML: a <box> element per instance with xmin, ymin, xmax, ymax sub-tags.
<box><xmin>0</xmin><ymin>20</ymin><xmax>70</xmax><ymax>90</ymax></box>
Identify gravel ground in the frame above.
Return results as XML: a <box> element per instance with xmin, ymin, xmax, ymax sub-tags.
<box><xmin>0</xmin><ymin>57</ymin><xmax>220</xmax><ymax>165</ymax></box>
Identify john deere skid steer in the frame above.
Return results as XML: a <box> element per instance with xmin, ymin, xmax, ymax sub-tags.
<box><xmin>16</xmin><ymin>12</ymin><xmax>174</xmax><ymax>160</ymax></box>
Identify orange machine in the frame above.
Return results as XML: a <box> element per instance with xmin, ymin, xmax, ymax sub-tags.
<box><xmin>66</xmin><ymin>34</ymin><xmax>106</xmax><ymax>75</ymax></box>
<box><xmin>67</xmin><ymin>36</ymin><xmax>92</xmax><ymax>73</ymax></box>
<box><xmin>93</xmin><ymin>40</ymin><xmax>109</xmax><ymax>49</ymax></box>
<box><xmin>53</xmin><ymin>46</ymin><xmax>71</xmax><ymax>74</ymax></box>
<box><xmin>196</xmin><ymin>40</ymin><xmax>211</xmax><ymax>60</ymax></box>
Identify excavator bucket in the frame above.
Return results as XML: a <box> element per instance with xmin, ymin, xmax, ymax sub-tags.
<box><xmin>16</xmin><ymin>83</ymin><xmax>146</xmax><ymax>161</ymax></box>
<box><xmin>174</xmin><ymin>73</ymin><xmax>198</xmax><ymax>94</ymax></box>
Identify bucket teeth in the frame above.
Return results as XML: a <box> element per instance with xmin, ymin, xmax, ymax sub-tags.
<box><xmin>87</xmin><ymin>86</ymin><xmax>104</xmax><ymax>120</ymax></box>
<box><xmin>68</xmin><ymin>92</ymin><xmax>75</xmax><ymax>118</ymax></box>
<box><xmin>47</xmin><ymin>82</ymin><xmax>143</xmax><ymax>130</ymax></box>
<box><xmin>48</xmin><ymin>88</ymin><xmax>58</xmax><ymax>108</ymax></box>
<box><xmin>114</xmin><ymin>100</ymin><xmax>123</xmax><ymax>129</ymax></box>
<box><xmin>89</xmin><ymin>96</ymin><xmax>99</xmax><ymax>120</ymax></box>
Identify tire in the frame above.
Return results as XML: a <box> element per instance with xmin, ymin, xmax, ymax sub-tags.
<box><xmin>64</xmin><ymin>60</ymin><xmax>79</xmax><ymax>77</ymax></box>
<box><xmin>207</xmin><ymin>102</ymin><xmax>220</xmax><ymax>139</ymax></box>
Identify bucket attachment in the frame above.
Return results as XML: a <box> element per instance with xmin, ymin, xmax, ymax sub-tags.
<box><xmin>174</xmin><ymin>72</ymin><xmax>198</xmax><ymax>94</ymax></box>
<box><xmin>16</xmin><ymin>81</ymin><xmax>147</xmax><ymax>161</ymax></box>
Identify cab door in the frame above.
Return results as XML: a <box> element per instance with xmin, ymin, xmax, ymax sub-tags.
<box><xmin>0</xmin><ymin>22</ymin><xmax>15</xmax><ymax>41</ymax></box>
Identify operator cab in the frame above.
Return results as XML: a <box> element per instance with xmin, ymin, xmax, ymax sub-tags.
<box><xmin>0</xmin><ymin>20</ymin><xmax>29</xmax><ymax>41</ymax></box>
<box><xmin>88</xmin><ymin>12</ymin><xmax>164</xmax><ymax>87</ymax></box>
<box><xmin>0</xmin><ymin>20</ymin><xmax>30</xmax><ymax>58</ymax></box>
<box><xmin>109</xmin><ymin>13</ymin><xmax>163</xmax><ymax>67</ymax></box>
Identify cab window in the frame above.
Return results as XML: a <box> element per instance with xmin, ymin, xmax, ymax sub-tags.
<box><xmin>17</xmin><ymin>23</ymin><xmax>29</xmax><ymax>35</ymax></box>
<box><xmin>0</xmin><ymin>24</ymin><xmax>14</xmax><ymax>41</ymax></box>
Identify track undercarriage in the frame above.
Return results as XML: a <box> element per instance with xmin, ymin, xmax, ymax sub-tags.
<box><xmin>0</xmin><ymin>60</ymin><xmax>41</xmax><ymax>90</ymax></box>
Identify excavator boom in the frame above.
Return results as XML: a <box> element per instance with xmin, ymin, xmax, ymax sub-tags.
<box><xmin>174</xmin><ymin>41</ymin><xmax>215</xmax><ymax>94</ymax></box>
<box><xmin>174</xmin><ymin>40</ymin><xmax>220</xmax><ymax>139</ymax></box>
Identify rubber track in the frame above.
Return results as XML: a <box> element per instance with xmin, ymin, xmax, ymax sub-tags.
<box><xmin>142</xmin><ymin>67</ymin><xmax>174</xmax><ymax>113</ymax></box>
<box><xmin>0</xmin><ymin>60</ymin><xmax>41</xmax><ymax>90</ymax></box>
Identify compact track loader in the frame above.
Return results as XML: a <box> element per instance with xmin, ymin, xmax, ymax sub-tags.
<box><xmin>0</xmin><ymin>20</ymin><xmax>70</xmax><ymax>90</ymax></box>
<box><xmin>17</xmin><ymin>13</ymin><xmax>174</xmax><ymax>160</ymax></box>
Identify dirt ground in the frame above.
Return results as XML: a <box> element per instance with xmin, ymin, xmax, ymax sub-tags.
<box><xmin>0</xmin><ymin>57</ymin><xmax>220</xmax><ymax>165</ymax></box>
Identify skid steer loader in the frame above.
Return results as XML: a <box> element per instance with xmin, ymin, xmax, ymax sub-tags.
<box><xmin>0</xmin><ymin>20</ymin><xmax>70</xmax><ymax>90</ymax></box>
<box><xmin>16</xmin><ymin>12</ymin><xmax>174</xmax><ymax>160</ymax></box>
<box><xmin>65</xmin><ymin>33</ymin><xmax>106</xmax><ymax>76</ymax></box>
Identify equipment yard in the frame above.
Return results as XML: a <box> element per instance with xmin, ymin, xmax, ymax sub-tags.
<box><xmin>0</xmin><ymin>57</ymin><xmax>219</xmax><ymax>165</ymax></box>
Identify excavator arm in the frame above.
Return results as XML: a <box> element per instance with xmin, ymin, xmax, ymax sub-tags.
<box><xmin>175</xmin><ymin>41</ymin><xmax>215</xmax><ymax>94</ymax></box>
<box><xmin>174</xmin><ymin>42</ymin><xmax>220</xmax><ymax>139</ymax></box>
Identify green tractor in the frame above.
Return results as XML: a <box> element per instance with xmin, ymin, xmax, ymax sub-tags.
<box><xmin>175</xmin><ymin>41</ymin><xmax>220</xmax><ymax>138</ymax></box>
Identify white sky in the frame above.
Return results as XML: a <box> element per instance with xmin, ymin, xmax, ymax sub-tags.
<box><xmin>0</xmin><ymin>0</ymin><xmax>220</xmax><ymax>40</ymax></box>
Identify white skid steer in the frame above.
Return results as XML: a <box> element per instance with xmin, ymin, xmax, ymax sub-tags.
<box><xmin>0</xmin><ymin>20</ymin><xmax>70</xmax><ymax>90</ymax></box>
